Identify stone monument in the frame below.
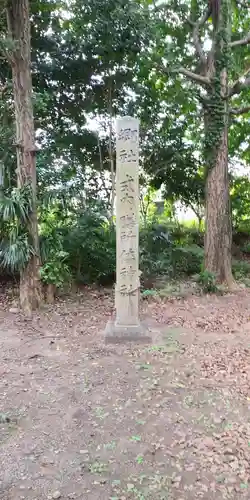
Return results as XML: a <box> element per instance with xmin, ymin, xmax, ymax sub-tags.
<box><xmin>104</xmin><ymin>116</ymin><xmax>151</xmax><ymax>343</ymax></box>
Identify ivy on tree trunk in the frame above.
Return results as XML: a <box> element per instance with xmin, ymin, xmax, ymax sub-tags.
<box><xmin>175</xmin><ymin>0</ymin><xmax>250</xmax><ymax>285</ymax></box>
<box><xmin>203</xmin><ymin>0</ymin><xmax>233</xmax><ymax>284</ymax></box>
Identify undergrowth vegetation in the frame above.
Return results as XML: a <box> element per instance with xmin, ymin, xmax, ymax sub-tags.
<box><xmin>1</xmin><ymin>188</ymin><xmax>250</xmax><ymax>295</ymax></box>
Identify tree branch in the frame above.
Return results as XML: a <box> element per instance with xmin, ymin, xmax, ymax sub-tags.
<box><xmin>230</xmin><ymin>105</ymin><xmax>250</xmax><ymax>115</ymax></box>
<box><xmin>229</xmin><ymin>65</ymin><xmax>250</xmax><ymax>96</ymax></box>
<box><xmin>178</xmin><ymin>67</ymin><xmax>210</xmax><ymax>86</ymax></box>
<box><xmin>188</xmin><ymin>8</ymin><xmax>211</xmax><ymax>63</ymax></box>
<box><xmin>162</xmin><ymin>64</ymin><xmax>210</xmax><ymax>86</ymax></box>
<box><xmin>229</xmin><ymin>76</ymin><xmax>250</xmax><ymax>96</ymax></box>
<box><xmin>230</xmin><ymin>33</ymin><xmax>250</xmax><ymax>48</ymax></box>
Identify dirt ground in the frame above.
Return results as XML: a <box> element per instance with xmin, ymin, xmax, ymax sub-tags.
<box><xmin>2</xmin><ymin>288</ymin><xmax>250</xmax><ymax>500</ymax></box>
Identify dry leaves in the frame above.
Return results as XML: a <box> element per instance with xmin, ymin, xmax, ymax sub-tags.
<box><xmin>1</xmin><ymin>286</ymin><xmax>250</xmax><ymax>498</ymax></box>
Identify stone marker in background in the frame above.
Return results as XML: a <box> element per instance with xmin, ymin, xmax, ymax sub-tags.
<box><xmin>105</xmin><ymin>116</ymin><xmax>151</xmax><ymax>343</ymax></box>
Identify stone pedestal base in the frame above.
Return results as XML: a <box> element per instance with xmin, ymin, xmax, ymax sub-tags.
<box><xmin>104</xmin><ymin>320</ymin><xmax>151</xmax><ymax>344</ymax></box>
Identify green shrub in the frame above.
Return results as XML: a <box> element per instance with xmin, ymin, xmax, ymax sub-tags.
<box><xmin>140</xmin><ymin>251</ymin><xmax>172</xmax><ymax>285</ymax></box>
<box><xmin>139</xmin><ymin>222</ymin><xmax>173</xmax><ymax>282</ymax></box>
<box><xmin>140</xmin><ymin>222</ymin><xmax>173</xmax><ymax>253</ymax></box>
<box><xmin>171</xmin><ymin>227</ymin><xmax>204</xmax><ymax>247</ymax></box>
<box><xmin>63</xmin><ymin>210</ymin><xmax>116</xmax><ymax>285</ymax></box>
<box><xmin>171</xmin><ymin>245</ymin><xmax>203</xmax><ymax>276</ymax></box>
<box><xmin>184</xmin><ymin>227</ymin><xmax>204</xmax><ymax>247</ymax></box>
<box><xmin>40</xmin><ymin>250</ymin><xmax>71</xmax><ymax>288</ymax></box>
<box><xmin>0</xmin><ymin>186</ymin><xmax>34</xmax><ymax>273</ymax></box>
<box><xmin>232</xmin><ymin>259</ymin><xmax>250</xmax><ymax>279</ymax></box>
<box><xmin>241</xmin><ymin>243</ymin><xmax>250</xmax><ymax>254</ymax></box>
<box><xmin>139</xmin><ymin>222</ymin><xmax>204</xmax><ymax>282</ymax></box>
<box><xmin>37</xmin><ymin>217</ymin><xmax>205</xmax><ymax>289</ymax></box>
<box><xmin>196</xmin><ymin>270</ymin><xmax>218</xmax><ymax>293</ymax></box>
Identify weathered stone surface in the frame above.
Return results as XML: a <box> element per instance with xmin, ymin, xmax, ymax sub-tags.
<box><xmin>104</xmin><ymin>320</ymin><xmax>151</xmax><ymax>344</ymax></box>
<box><xmin>104</xmin><ymin>116</ymin><xmax>151</xmax><ymax>344</ymax></box>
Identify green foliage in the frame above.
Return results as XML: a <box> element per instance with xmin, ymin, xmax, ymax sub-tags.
<box><xmin>231</xmin><ymin>176</ymin><xmax>250</xmax><ymax>230</ymax></box>
<box><xmin>63</xmin><ymin>209</ymin><xmax>116</xmax><ymax>285</ymax></box>
<box><xmin>140</xmin><ymin>221</ymin><xmax>173</xmax><ymax>281</ymax></box>
<box><xmin>196</xmin><ymin>270</ymin><xmax>218</xmax><ymax>293</ymax></box>
<box><xmin>232</xmin><ymin>259</ymin><xmax>250</xmax><ymax>279</ymax></box>
<box><xmin>42</xmin><ymin>213</ymin><xmax>208</xmax><ymax>288</ymax></box>
<box><xmin>0</xmin><ymin>234</ymin><xmax>34</xmax><ymax>272</ymax></box>
<box><xmin>0</xmin><ymin>186</ymin><xmax>34</xmax><ymax>272</ymax></box>
<box><xmin>241</xmin><ymin>243</ymin><xmax>250</xmax><ymax>255</ymax></box>
<box><xmin>170</xmin><ymin>226</ymin><xmax>204</xmax><ymax>246</ymax></box>
<box><xmin>0</xmin><ymin>186</ymin><xmax>32</xmax><ymax>224</ymax></box>
<box><xmin>40</xmin><ymin>250</ymin><xmax>71</xmax><ymax>288</ymax></box>
<box><xmin>140</xmin><ymin>221</ymin><xmax>204</xmax><ymax>283</ymax></box>
<box><xmin>171</xmin><ymin>245</ymin><xmax>203</xmax><ymax>276</ymax></box>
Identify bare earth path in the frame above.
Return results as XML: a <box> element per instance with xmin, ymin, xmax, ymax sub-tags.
<box><xmin>2</xmin><ymin>289</ymin><xmax>250</xmax><ymax>499</ymax></box>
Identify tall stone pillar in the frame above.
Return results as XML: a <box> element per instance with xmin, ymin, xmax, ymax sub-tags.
<box><xmin>104</xmin><ymin>116</ymin><xmax>151</xmax><ymax>343</ymax></box>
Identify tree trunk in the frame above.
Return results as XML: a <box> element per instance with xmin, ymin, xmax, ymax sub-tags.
<box><xmin>7</xmin><ymin>0</ymin><xmax>42</xmax><ymax>313</ymax></box>
<box><xmin>203</xmin><ymin>0</ymin><xmax>233</xmax><ymax>286</ymax></box>
<box><xmin>204</xmin><ymin>122</ymin><xmax>233</xmax><ymax>284</ymax></box>
<box><xmin>46</xmin><ymin>283</ymin><xmax>55</xmax><ymax>304</ymax></box>
<box><xmin>204</xmin><ymin>68</ymin><xmax>233</xmax><ymax>285</ymax></box>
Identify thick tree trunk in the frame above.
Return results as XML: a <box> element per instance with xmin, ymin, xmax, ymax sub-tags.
<box><xmin>193</xmin><ymin>0</ymin><xmax>233</xmax><ymax>286</ymax></box>
<box><xmin>204</xmin><ymin>123</ymin><xmax>233</xmax><ymax>284</ymax></box>
<box><xmin>204</xmin><ymin>65</ymin><xmax>233</xmax><ymax>285</ymax></box>
<box><xmin>7</xmin><ymin>0</ymin><xmax>42</xmax><ymax>313</ymax></box>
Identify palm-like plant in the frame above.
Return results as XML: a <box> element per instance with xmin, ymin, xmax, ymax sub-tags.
<box><xmin>0</xmin><ymin>185</ymin><xmax>34</xmax><ymax>272</ymax></box>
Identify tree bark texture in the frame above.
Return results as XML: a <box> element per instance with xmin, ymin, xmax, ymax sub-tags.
<box><xmin>203</xmin><ymin>0</ymin><xmax>234</xmax><ymax>285</ymax></box>
<box><xmin>46</xmin><ymin>283</ymin><xmax>55</xmax><ymax>304</ymax></box>
<box><xmin>7</xmin><ymin>0</ymin><xmax>42</xmax><ymax>313</ymax></box>
<box><xmin>204</xmin><ymin>120</ymin><xmax>233</xmax><ymax>283</ymax></box>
